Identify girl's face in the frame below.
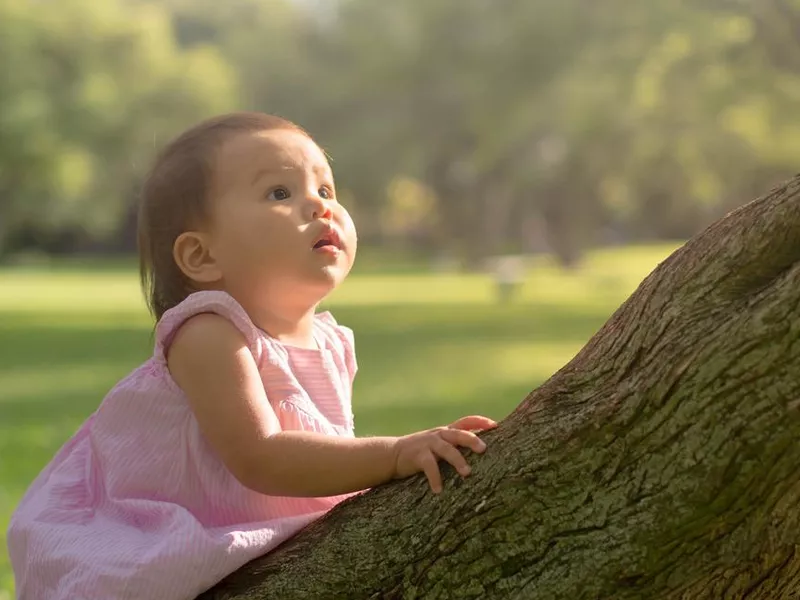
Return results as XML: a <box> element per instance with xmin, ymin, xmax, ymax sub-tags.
<box><xmin>205</xmin><ymin>128</ymin><xmax>357</xmax><ymax>311</ymax></box>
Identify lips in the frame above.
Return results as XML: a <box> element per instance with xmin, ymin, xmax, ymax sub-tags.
<box><xmin>312</xmin><ymin>225</ymin><xmax>343</xmax><ymax>251</ymax></box>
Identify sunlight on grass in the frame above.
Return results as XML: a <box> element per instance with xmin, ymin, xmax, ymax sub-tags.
<box><xmin>0</xmin><ymin>243</ymin><xmax>681</xmax><ymax>314</ymax></box>
<box><xmin>0</xmin><ymin>272</ymin><xmax>145</xmax><ymax>313</ymax></box>
<box><xmin>0</xmin><ymin>363</ymin><xmax>126</xmax><ymax>404</ymax></box>
<box><xmin>0</xmin><ymin>243</ymin><xmax>682</xmax><ymax>594</ymax></box>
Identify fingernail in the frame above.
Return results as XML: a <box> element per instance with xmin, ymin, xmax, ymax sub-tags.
<box><xmin>460</xmin><ymin>465</ymin><xmax>471</xmax><ymax>476</ymax></box>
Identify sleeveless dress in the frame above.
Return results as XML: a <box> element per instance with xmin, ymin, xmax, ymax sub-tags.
<box><xmin>7</xmin><ymin>291</ymin><xmax>359</xmax><ymax>599</ymax></box>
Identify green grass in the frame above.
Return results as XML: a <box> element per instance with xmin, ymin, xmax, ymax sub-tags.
<box><xmin>0</xmin><ymin>243</ymin><xmax>681</xmax><ymax>596</ymax></box>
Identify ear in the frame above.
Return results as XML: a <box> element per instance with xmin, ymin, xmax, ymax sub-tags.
<box><xmin>172</xmin><ymin>231</ymin><xmax>222</xmax><ymax>285</ymax></box>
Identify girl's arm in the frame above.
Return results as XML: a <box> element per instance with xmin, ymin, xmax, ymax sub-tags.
<box><xmin>167</xmin><ymin>313</ymin><xmax>494</xmax><ymax>497</ymax></box>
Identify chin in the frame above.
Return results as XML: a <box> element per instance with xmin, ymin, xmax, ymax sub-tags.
<box><xmin>301</xmin><ymin>265</ymin><xmax>343</xmax><ymax>296</ymax></box>
<box><xmin>319</xmin><ymin>265</ymin><xmax>347</xmax><ymax>289</ymax></box>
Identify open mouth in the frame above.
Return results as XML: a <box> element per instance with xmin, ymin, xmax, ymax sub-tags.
<box><xmin>312</xmin><ymin>227</ymin><xmax>342</xmax><ymax>251</ymax></box>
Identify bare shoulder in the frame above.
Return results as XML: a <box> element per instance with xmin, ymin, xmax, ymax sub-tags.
<box><xmin>167</xmin><ymin>312</ymin><xmax>250</xmax><ymax>368</ymax></box>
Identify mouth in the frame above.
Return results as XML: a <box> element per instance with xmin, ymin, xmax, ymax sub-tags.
<box><xmin>312</xmin><ymin>226</ymin><xmax>343</xmax><ymax>252</ymax></box>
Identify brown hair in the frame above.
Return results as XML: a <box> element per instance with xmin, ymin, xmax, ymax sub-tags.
<box><xmin>137</xmin><ymin>112</ymin><xmax>309</xmax><ymax>320</ymax></box>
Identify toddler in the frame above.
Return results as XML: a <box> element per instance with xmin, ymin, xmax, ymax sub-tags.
<box><xmin>7</xmin><ymin>112</ymin><xmax>496</xmax><ymax>599</ymax></box>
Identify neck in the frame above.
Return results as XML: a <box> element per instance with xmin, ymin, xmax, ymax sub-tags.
<box><xmin>249</xmin><ymin>301</ymin><xmax>320</xmax><ymax>349</ymax></box>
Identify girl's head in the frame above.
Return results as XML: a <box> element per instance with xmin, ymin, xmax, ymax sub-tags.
<box><xmin>138</xmin><ymin>112</ymin><xmax>357</xmax><ymax>321</ymax></box>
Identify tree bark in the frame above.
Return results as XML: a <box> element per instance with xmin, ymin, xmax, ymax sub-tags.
<box><xmin>199</xmin><ymin>176</ymin><xmax>800</xmax><ymax>599</ymax></box>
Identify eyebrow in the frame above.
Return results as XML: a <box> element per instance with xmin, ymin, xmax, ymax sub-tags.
<box><xmin>251</xmin><ymin>164</ymin><xmax>330</xmax><ymax>187</ymax></box>
<box><xmin>251</xmin><ymin>166</ymin><xmax>286</xmax><ymax>186</ymax></box>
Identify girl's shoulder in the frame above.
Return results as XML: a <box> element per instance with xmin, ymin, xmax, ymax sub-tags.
<box><xmin>153</xmin><ymin>291</ymin><xmax>267</xmax><ymax>367</ymax></box>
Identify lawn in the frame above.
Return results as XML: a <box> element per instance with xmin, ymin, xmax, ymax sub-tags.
<box><xmin>0</xmin><ymin>243</ymin><xmax>681</xmax><ymax>597</ymax></box>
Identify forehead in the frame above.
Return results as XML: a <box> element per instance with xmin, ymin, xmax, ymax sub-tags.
<box><xmin>213</xmin><ymin>128</ymin><xmax>330</xmax><ymax>192</ymax></box>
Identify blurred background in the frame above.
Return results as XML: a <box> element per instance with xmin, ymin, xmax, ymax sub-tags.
<box><xmin>2</xmin><ymin>0</ymin><xmax>799</xmax><ymax>595</ymax></box>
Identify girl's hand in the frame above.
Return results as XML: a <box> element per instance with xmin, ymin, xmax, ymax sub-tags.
<box><xmin>449</xmin><ymin>415</ymin><xmax>499</xmax><ymax>433</ymax></box>
<box><xmin>392</xmin><ymin>415</ymin><xmax>498</xmax><ymax>494</ymax></box>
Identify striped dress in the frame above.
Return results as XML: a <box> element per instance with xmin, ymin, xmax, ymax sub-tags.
<box><xmin>7</xmin><ymin>290</ymin><xmax>359</xmax><ymax>599</ymax></box>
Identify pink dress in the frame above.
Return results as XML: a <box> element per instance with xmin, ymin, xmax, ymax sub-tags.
<box><xmin>7</xmin><ymin>291</ymin><xmax>359</xmax><ymax>599</ymax></box>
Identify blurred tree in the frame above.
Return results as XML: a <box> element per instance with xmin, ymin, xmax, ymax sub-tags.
<box><xmin>292</xmin><ymin>0</ymin><xmax>598</xmax><ymax>266</ymax></box>
<box><xmin>0</xmin><ymin>0</ymin><xmax>236</xmax><ymax>255</ymax></box>
<box><xmin>236</xmin><ymin>0</ymin><xmax>800</xmax><ymax>266</ymax></box>
<box><xmin>5</xmin><ymin>0</ymin><xmax>800</xmax><ymax>264</ymax></box>
<box><xmin>584</xmin><ymin>0</ymin><xmax>798</xmax><ymax>241</ymax></box>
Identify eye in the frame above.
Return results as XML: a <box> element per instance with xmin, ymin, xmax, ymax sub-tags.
<box><xmin>267</xmin><ymin>187</ymin><xmax>290</xmax><ymax>201</ymax></box>
<box><xmin>319</xmin><ymin>185</ymin><xmax>334</xmax><ymax>200</ymax></box>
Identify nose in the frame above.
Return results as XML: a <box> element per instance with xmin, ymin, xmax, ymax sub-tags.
<box><xmin>305</xmin><ymin>193</ymin><xmax>332</xmax><ymax>221</ymax></box>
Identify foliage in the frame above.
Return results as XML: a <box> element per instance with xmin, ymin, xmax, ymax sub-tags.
<box><xmin>0</xmin><ymin>0</ymin><xmax>236</xmax><ymax>253</ymax></box>
<box><xmin>2</xmin><ymin>0</ymin><xmax>800</xmax><ymax>262</ymax></box>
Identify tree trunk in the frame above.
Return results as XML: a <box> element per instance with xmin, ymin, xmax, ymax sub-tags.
<box><xmin>199</xmin><ymin>176</ymin><xmax>800</xmax><ymax>599</ymax></box>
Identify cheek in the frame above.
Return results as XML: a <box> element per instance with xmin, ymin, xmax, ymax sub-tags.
<box><xmin>338</xmin><ymin>207</ymin><xmax>358</xmax><ymax>243</ymax></box>
<box><xmin>213</xmin><ymin>218</ymin><xmax>266</xmax><ymax>266</ymax></box>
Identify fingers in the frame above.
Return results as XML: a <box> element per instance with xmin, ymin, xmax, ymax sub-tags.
<box><xmin>420</xmin><ymin>451</ymin><xmax>443</xmax><ymax>494</ymax></box>
<box><xmin>422</xmin><ymin>440</ymin><xmax>472</xmax><ymax>494</ymax></box>
<box><xmin>449</xmin><ymin>415</ymin><xmax>498</xmax><ymax>432</ymax></box>
<box><xmin>439</xmin><ymin>428</ymin><xmax>487</xmax><ymax>454</ymax></box>
<box><xmin>432</xmin><ymin>438</ymin><xmax>471</xmax><ymax>477</ymax></box>
<box><xmin>407</xmin><ymin>425</ymin><xmax>494</xmax><ymax>495</ymax></box>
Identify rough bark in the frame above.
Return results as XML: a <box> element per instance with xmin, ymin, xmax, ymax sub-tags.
<box><xmin>199</xmin><ymin>176</ymin><xmax>800</xmax><ymax>599</ymax></box>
